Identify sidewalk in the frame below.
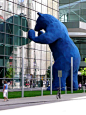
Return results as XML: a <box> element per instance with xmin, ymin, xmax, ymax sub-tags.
<box><xmin>0</xmin><ymin>93</ymin><xmax>86</xmax><ymax>106</ymax></box>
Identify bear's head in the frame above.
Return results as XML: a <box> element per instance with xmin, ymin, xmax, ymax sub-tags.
<box><xmin>35</xmin><ymin>12</ymin><xmax>58</xmax><ymax>31</ymax></box>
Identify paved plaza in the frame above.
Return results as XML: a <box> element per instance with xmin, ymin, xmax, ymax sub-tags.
<box><xmin>0</xmin><ymin>93</ymin><xmax>86</xmax><ymax>115</ymax></box>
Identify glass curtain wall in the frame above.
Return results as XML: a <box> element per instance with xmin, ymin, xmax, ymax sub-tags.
<box><xmin>72</xmin><ymin>38</ymin><xmax>86</xmax><ymax>62</ymax></box>
<box><xmin>59</xmin><ymin>0</ymin><xmax>86</xmax><ymax>63</ymax></box>
<box><xmin>59</xmin><ymin>0</ymin><xmax>86</xmax><ymax>22</ymax></box>
<box><xmin>0</xmin><ymin>0</ymin><xmax>59</xmax><ymax>90</ymax></box>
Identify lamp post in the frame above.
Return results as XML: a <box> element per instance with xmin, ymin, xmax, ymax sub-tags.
<box><xmin>22</xmin><ymin>46</ymin><xmax>24</xmax><ymax>97</ymax></box>
<box><xmin>33</xmin><ymin>51</ymin><xmax>39</xmax><ymax>87</ymax></box>
<box><xmin>34</xmin><ymin>62</ymin><xmax>36</xmax><ymax>86</ymax></box>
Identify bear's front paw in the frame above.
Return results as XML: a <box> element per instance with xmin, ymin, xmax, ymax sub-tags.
<box><xmin>38</xmin><ymin>31</ymin><xmax>44</xmax><ymax>36</ymax></box>
<box><xmin>28</xmin><ymin>29</ymin><xmax>35</xmax><ymax>40</ymax></box>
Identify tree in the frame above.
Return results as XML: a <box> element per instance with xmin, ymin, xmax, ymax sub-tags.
<box><xmin>80</xmin><ymin>67</ymin><xmax>86</xmax><ymax>76</ymax></box>
<box><xmin>5</xmin><ymin>62</ymin><xmax>15</xmax><ymax>78</ymax></box>
<box><xmin>80</xmin><ymin>58</ymin><xmax>86</xmax><ymax>76</ymax></box>
<box><xmin>46</xmin><ymin>66</ymin><xmax>51</xmax><ymax>78</ymax></box>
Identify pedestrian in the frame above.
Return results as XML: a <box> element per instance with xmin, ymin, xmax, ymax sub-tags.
<box><xmin>56</xmin><ymin>87</ymin><xmax>61</xmax><ymax>99</ymax></box>
<box><xmin>78</xmin><ymin>82</ymin><xmax>82</xmax><ymax>90</ymax></box>
<box><xmin>46</xmin><ymin>80</ymin><xmax>49</xmax><ymax>87</ymax></box>
<box><xmin>3</xmin><ymin>80</ymin><xmax>8</xmax><ymax>101</ymax></box>
<box><xmin>33</xmin><ymin>81</ymin><xmax>35</xmax><ymax>88</ymax></box>
<box><xmin>40</xmin><ymin>79</ymin><xmax>43</xmax><ymax>87</ymax></box>
<box><xmin>30</xmin><ymin>79</ymin><xmax>32</xmax><ymax>88</ymax></box>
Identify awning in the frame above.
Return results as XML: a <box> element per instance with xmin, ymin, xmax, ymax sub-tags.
<box><xmin>63</xmin><ymin>21</ymin><xmax>86</xmax><ymax>37</ymax></box>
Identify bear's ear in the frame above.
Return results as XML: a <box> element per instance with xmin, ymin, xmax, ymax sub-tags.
<box><xmin>37</xmin><ymin>12</ymin><xmax>42</xmax><ymax>16</ymax></box>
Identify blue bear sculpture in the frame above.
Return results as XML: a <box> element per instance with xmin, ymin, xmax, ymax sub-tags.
<box><xmin>28</xmin><ymin>12</ymin><xmax>81</xmax><ymax>91</ymax></box>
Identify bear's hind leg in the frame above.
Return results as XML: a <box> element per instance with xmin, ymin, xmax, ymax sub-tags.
<box><xmin>73</xmin><ymin>71</ymin><xmax>78</xmax><ymax>91</ymax></box>
<box><xmin>47</xmin><ymin>59</ymin><xmax>69</xmax><ymax>91</ymax></box>
<box><xmin>52</xmin><ymin>68</ymin><xmax>69</xmax><ymax>91</ymax></box>
<box><xmin>66</xmin><ymin>70</ymin><xmax>78</xmax><ymax>91</ymax></box>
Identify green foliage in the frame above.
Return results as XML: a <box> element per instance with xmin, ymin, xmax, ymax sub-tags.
<box><xmin>0</xmin><ymin>90</ymin><xmax>84</xmax><ymax>99</ymax></box>
<box><xmin>80</xmin><ymin>58</ymin><xmax>86</xmax><ymax>76</ymax></box>
<box><xmin>5</xmin><ymin>67</ymin><xmax>13</xmax><ymax>78</ymax></box>
<box><xmin>5</xmin><ymin>62</ymin><xmax>15</xmax><ymax>78</ymax></box>
<box><xmin>80</xmin><ymin>68</ymin><xmax>86</xmax><ymax>76</ymax></box>
<box><xmin>46</xmin><ymin>66</ymin><xmax>50</xmax><ymax>78</ymax></box>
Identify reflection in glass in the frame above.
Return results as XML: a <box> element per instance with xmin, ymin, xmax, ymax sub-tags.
<box><xmin>0</xmin><ymin>0</ymin><xmax>59</xmax><ymax>90</ymax></box>
<box><xmin>59</xmin><ymin>0</ymin><xmax>86</xmax><ymax>22</ymax></box>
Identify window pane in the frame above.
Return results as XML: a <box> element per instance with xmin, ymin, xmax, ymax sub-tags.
<box><xmin>5</xmin><ymin>45</ymin><xmax>13</xmax><ymax>55</ymax></box>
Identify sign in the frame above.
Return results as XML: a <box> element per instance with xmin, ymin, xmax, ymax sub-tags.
<box><xmin>58</xmin><ymin>70</ymin><xmax>62</xmax><ymax>77</ymax></box>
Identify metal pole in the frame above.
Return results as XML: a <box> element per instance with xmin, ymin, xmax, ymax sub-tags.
<box><xmin>50</xmin><ymin>52</ymin><xmax>52</xmax><ymax>95</ymax></box>
<box><xmin>82</xmin><ymin>76</ymin><xmax>83</xmax><ymax>90</ymax></box>
<box><xmin>22</xmin><ymin>46</ymin><xmax>24</xmax><ymax>97</ymax></box>
<box><xmin>83</xmin><ymin>86</ymin><xmax>85</xmax><ymax>93</ymax></box>
<box><xmin>65</xmin><ymin>86</ymin><xmax>67</xmax><ymax>94</ymax></box>
<box><xmin>41</xmin><ymin>87</ymin><xmax>43</xmax><ymax>96</ymax></box>
<box><xmin>59</xmin><ymin>77</ymin><xmax>61</xmax><ymax>98</ymax></box>
<box><xmin>71</xmin><ymin>57</ymin><xmax>73</xmax><ymax>93</ymax></box>
<box><xmin>34</xmin><ymin>51</ymin><xmax>36</xmax><ymax>87</ymax></box>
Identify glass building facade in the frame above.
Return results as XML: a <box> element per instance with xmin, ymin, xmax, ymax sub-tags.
<box><xmin>59</xmin><ymin>0</ymin><xmax>86</xmax><ymax>66</ymax></box>
<box><xmin>59</xmin><ymin>0</ymin><xmax>86</xmax><ymax>22</ymax></box>
<box><xmin>0</xmin><ymin>0</ymin><xmax>59</xmax><ymax>89</ymax></box>
<box><xmin>59</xmin><ymin>0</ymin><xmax>86</xmax><ymax>83</ymax></box>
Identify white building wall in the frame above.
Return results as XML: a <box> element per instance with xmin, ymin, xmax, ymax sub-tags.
<box><xmin>30</xmin><ymin>0</ymin><xmax>47</xmax><ymax>76</ymax></box>
<box><xmin>0</xmin><ymin>0</ymin><xmax>59</xmax><ymax>78</ymax></box>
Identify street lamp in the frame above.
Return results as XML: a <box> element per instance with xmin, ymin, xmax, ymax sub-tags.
<box><xmin>34</xmin><ymin>62</ymin><xmax>36</xmax><ymax>86</ymax></box>
<box><xmin>33</xmin><ymin>51</ymin><xmax>39</xmax><ymax>87</ymax></box>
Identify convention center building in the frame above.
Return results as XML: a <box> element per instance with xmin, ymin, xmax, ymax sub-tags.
<box><xmin>0</xmin><ymin>0</ymin><xmax>86</xmax><ymax>89</ymax></box>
